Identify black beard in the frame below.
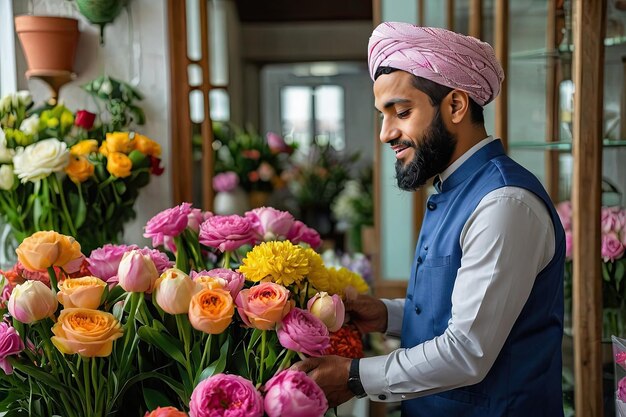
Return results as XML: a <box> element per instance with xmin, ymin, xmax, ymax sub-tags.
<box><xmin>394</xmin><ymin>110</ymin><xmax>456</xmax><ymax>191</ymax></box>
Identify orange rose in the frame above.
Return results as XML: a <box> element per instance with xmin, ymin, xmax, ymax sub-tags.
<box><xmin>188</xmin><ymin>288</ymin><xmax>234</xmax><ymax>334</ymax></box>
<box><xmin>235</xmin><ymin>282</ymin><xmax>292</xmax><ymax>330</ymax></box>
<box><xmin>51</xmin><ymin>308</ymin><xmax>123</xmax><ymax>357</ymax></box>
<box><xmin>107</xmin><ymin>152</ymin><xmax>132</xmax><ymax>178</ymax></box>
<box><xmin>70</xmin><ymin>139</ymin><xmax>98</xmax><ymax>156</ymax></box>
<box><xmin>144</xmin><ymin>407</ymin><xmax>187</xmax><ymax>417</ymax></box>
<box><xmin>100</xmin><ymin>132</ymin><xmax>135</xmax><ymax>156</ymax></box>
<box><xmin>57</xmin><ymin>276</ymin><xmax>106</xmax><ymax>309</ymax></box>
<box><xmin>65</xmin><ymin>155</ymin><xmax>94</xmax><ymax>183</ymax></box>
<box><xmin>134</xmin><ymin>133</ymin><xmax>161</xmax><ymax>157</ymax></box>
<box><xmin>16</xmin><ymin>231</ymin><xmax>83</xmax><ymax>272</ymax></box>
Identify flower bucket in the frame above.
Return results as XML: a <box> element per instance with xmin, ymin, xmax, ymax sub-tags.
<box><xmin>14</xmin><ymin>16</ymin><xmax>80</xmax><ymax>78</ymax></box>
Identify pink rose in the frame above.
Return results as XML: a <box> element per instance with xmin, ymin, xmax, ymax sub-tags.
<box><xmin>213</xmin><ymin>172</ymin><xmax>239</xmax><ymax>193</ymax></box>
<box><xmin>191</xmin><ymin>268</ymin><xmax>244</xmax><ymax>299</ymax></box>
<box><xmin>189</xmin><ymin>374</ymin><xmax>263</xmax><ymax>417</ymax></box>
<box><xmin>199</xmin><ymin>215</ymin><xmax>255</xmax><ymax>252</ymax></box>
<box><xmin>619</xmin><ymin>376</ymin><xmax>626</xmax><ymax>402</ymax></box>
<box><xmin>601</xmin><ymin>233</ymin><xmax>625</xmax><ymax>262</ymax></box>
<box><xmin>565</xmin><ymin>230</ymin><xmax>573</xmax><ymax>260</ymax></box>
<box><xmin>277</xmin><ymin>308</ymin><xmax>330</xmax><ymax>357</ymax></box>
<box><xmin>287</xmin><ymin>221</ymin><xmax>322</xmax><ymax>249</ymax></box>
<box><xmin>236</xmin><ymin>282</ymin><xmax>292</xmax><ymax>330</ymax></box>
<box><xmin>87</xmin><ymin>244</ymin><xmax>139</xmax><ymax>281</ymax></box>
<box><xmin>0</xmin><ymin>322</ymin><xmax>24</xmax><ymax>375</ymax></box>
<box><xmin>601</xmin><ymin>206</ymin><xmax>622</xmax><ymax>234</ymax></box>
<box><xmin>263</xmin><ymin>370</ymin><xmax>327</xmax><ymax>417</ymax></box>
<box><xmin>556</xmin><ymin>201</ymin><xmax>572</xmax><ymax>231</ymax></box>
<box><xmin>245</xmin><ymin>207</ymin><xmax>294</xmax><ymax>242</ymax></box>
<box><xmin>144</xmin><ymin>203</ymin><xmax>194</xmax><ymax>247</ymax></box>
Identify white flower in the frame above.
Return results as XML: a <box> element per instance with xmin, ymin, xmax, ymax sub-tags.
<box><xmin>0</xmin><ymin>165</ymin><xmax>14</xmax><ymax>190</ymax></box>
<box><xmin>19</xmin><ymin>114</ymin><xmax>40</xmax><ymax>136</ymax></box>
<box><xmin>0</xmin><ymin>95</ymin><xmax>11</xmax><ymax>113</ymax></box>
<box><xmin>0</xmin><ymin>129</ymin><xmax>15</xmax><ymax>163</ymax></box>
<box><xmin>99</xmin><ymin>78</ymin><xmax>113</xmax><ymax>95</ymax></box>
<box><xmin>16</xmin><ymin>90</ymin><xmax>32</xmax><ymax>107</ymax></box>
<box><xmin>13</xmin><ymin>138</ymin><xmax>70</xmax><ymax>183</ymax></box>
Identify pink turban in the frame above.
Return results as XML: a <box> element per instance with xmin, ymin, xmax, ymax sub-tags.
<box><xmin>368</xmin><ymin>22</ymin><xmax>504</xmax><ymax>106</ymax></box>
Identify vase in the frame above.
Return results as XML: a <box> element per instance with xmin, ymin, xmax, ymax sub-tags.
<box><xmin>14</xmin><ymin>16</ymin><xmax>80</xmax><ymax>78</ymax></box>
<box><xmin>213</xmin><ymin>187</ymin><xmax>250</xmax><ymax>215</ymax></box>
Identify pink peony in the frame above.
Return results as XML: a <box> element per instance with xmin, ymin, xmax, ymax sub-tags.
<box><xmin>287</xmin><ymin>221</ymin><xmax>322</xmax><ymax>249</ymax></box>
<box><xmin>199</xmin><ymin>215</ymin><xmax>256</xmax><ymax>252</ymax></box>
<box><xmin>619</xmin><ymin>377</ymin><xmax>626</xmax><ymax>402</ymax></box>
<box><xmin>213</xmin><ymin>172</ymin><xmax>239</xmax><ymax>193</ymax></box>
<box><xmin>144</xmin><ymin>203</ymin><xmax>194</xmax><ymax>247</ymax></box>
<box><xmin>277</xmin><ymin>308</ymin><xmax>330</xmax><ymax>357</ymax></box>
<box><xmin>189</xmin><ymin>374</ymin><xmax>263</xmax><ymax>417</ymax></box>
<box><xmin>87</xmin><ymin>244</ymin><xmax>139</xmax><ymax>281</ymax></box>
<box><xmin>0</xmin><ymin>322</ymin><xmax>24</xmax><ymax>375</ymax></box>
<box><xmin>616</xmin><ymin>351</ymin><xmax>626</xmax><ymax>368</ymax></box>
<box><xmin>556</xmin><ymin>201</ymin><xmax>572</xmax><ymax>231</ymax></box>
<box><xmin>188</xmin><ymin>208</ymin><xmax>208</xmax><ymax>232</ymax></box>
<box><xmin>263</xmin><ymin>370</ymin><xmax>328</xmax><ymax>417</ymax></box>
<box><xmin>565</xmin><ymin>230</ymin><xmax>573</xmax><ymax>260</ymax></box>
<box><xmin>601</xmin><ymin>233</ymin><xmax>625</xmax><ymax>262</ymax></box>
<box><xmin>191</xmin><ymin>268</ymin><xmax>244</xmax><ymax>299</ymax></box>
<box><xmin>245</xmin><ymin>207</ymin><xmax>294</xmax><ymax>242</ymax></box>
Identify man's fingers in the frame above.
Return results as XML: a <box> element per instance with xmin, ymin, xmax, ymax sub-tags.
<box><xmin>289</xmin><ymin>358</ymin><xmax>319</xmax><ymax>373</ymax></box>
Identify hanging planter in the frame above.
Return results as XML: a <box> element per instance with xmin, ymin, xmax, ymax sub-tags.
<box><xmin>75</xmin><ymin>0</ymin><xmax>128</xmax><ymax>44</ymax></box>
<box><xmin>14</xmin><ymin>15</ymin><xmax>80</xmax><ymax>78</ymax></box>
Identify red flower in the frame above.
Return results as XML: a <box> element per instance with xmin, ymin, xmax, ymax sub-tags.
<box><xmin>150</xmin><ymin>156</ymin><xmax>165</xmax><ymax>176</ymax></box>
<box><xmin>74</xmin><ymin>110</ymin><xmax>96</xmax><ymax>130</ymax></box>
<box><xmin>323</xmin><ymin>325</ymin><xmax>364</xmax><ymax>359</ymax></box>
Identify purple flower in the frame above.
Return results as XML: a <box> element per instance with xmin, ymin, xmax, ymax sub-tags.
<box><xmin>213</xmin><ymin>172</ymin><xmax>239</xmax><ymax>193</ymax></box>
<box><xmin>87</xmin><ymin>244</ymin><xmax>139</xmax><ymax>281</ymax></box>
<box><xmin>199</xmin><ymin>215</ymin><xmax>256</xmax><ymax>252</ymax></box>
<box><xmin>287</xmin><ymin>221</ymin><xmax>321</xmax><ymax>249</ymax></box>
<box><xmin>0</xmin><ymin>322</ymin><xmax>24</xmax><ymax>375</ymax></box>
<box><xmin>245</xmin><ymin>207</ymin><xmax>294</xmax><ymax>242</ymax></box>
<box><xmin>263</xmin><ymin>370</ymin><xmax>327</xmax><ymax>417</ymax></box>
<box><xmin>144</xmin><ymin>203</ymin><xmax>194</xmax><ymax>247</ymax></box>
<box><xmin>191</xmin><ymin>268</ymin><xmax>244</xmax><ymax>299</ymax></box>
<box><xmin>277</xmin><ymin>308</ymin><xmax>329</xmax><ymax>357</ymax></box>
<box><xmin>189</xmin><ymin>374</ymin><xmax>263</xmax><ymax>417</ymax></box>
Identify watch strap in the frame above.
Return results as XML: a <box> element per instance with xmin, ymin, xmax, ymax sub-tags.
<box><xmin>348</xmin><ymin>358</ymin><xmax>367</xmax><ymax>398</ymax></box>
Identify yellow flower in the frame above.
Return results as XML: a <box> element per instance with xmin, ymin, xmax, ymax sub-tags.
<box><xmin>65</xmin><ymin>155</ymin><xmax>94</xmax><ymax>183</ymax></box>
<box><xmin>16</xmin><ymin>231</ymin><xmax>83</xmax><ymax>271</ymax></box>
<box><xmin>46</xmin><ymin>118</ymin><xmax>59</xmax><ymax>128</ymax></box>
<box><xmin>134</xmin><ymin>133</ymin><xmax>161</xmax><ymax>157</ymax></box>
<box><xmin>238</xmin><ymin>241</ymin><xmax>310</xmax><ymax>286</ymax></box>
<box><xmin>57</xmin><ymin>276</ymin><xmax>106</xmax><ymax>309</ymax></box>
<box><xmin>100</xmin><ymin>132</ymin><xmax>135</xmax><ymax>156</ymax></box>
<box><xmin>51</xmin><ymin>308</ymin><xmax>123</xmax><ymax>357</ymax></box>
<box><xmin>302</xmin><ymin>248</ymin><xmax>330</xmax><ymax>292</ymax></box>
<box><xmin>70</xmin><ymin>139</ymin><xmax>98</xmax><ymax>156</ymax></box>
<box><xmin>326</xmin><ymin>267</ymin><xmax>369</xmax><ymax>297</ymax></box>
<box><xmin>107</xmin><ymin>152</ymin><xmax>132</xmax><ymax>178</ymax></box>
<box><xmin>60</xmin><ymin>110</ymin><xmax>74</xmax><ymax>129</ymax></box>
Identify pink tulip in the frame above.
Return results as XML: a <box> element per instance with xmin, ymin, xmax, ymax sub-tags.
<box><xmin>8</xmin><ymin>280</ymin><xmax>57</xmax><ymax>324</ymax></box>
<box><xmin>117</xmin><ymin>250</ymin><xmax>159</xmax><ymax>293</ymax></box>
<box><xmin>307</xmin><ymin>292</ymin><xmax>345</xmax><ymax>332</ymax></box>
<box><xmin>245</xmin><ymin>207</ymin><xmax>294</xmax><ymax>242</ymax></box>
<box><xmin>264</xmin><ymin>370</ymin><xmax>327</xmax><ymax>417</ymax></box>
<box><xmin>154</xmin><ymin>268</ymin><xmax>195</xmax><ymax>315</ymax></box>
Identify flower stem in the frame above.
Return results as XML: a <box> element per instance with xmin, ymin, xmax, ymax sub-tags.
<box><xmin>174</xmin><ymin>235</ymin><xmax>189</xmax><ymax>272</ymax></box>
<box><xmin>276</xmin><ymin>349</ymin><xmax>296</xmax><ymax>373</ymax></box>
<box><xmin>47</xmin><ymin>266</ymin><xmax>59</xmax><ymax>294</ymax></box>
<box><xmin>83</xmin><ymin>357</ymin><xmax>92</xmax><ymax>416</ymax></box>
<box><xmin>259</xmin><ymin>330</ymin><xmax>267</xmax><ymax>384</ymax></box>
<box><xmin>175</xmin><ymin>314</ymin><xmax>194</xmax><ymax>386</ymax></box>
<box><xmin>222</xmin><ymin>251</ymin><xmax>231</xmax><ymax>269</ymax></box>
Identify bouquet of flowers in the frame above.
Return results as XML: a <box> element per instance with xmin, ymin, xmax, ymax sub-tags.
<box><xmin>557</xmin><ymin>201</ymin><xmax>626</xmax><ymax>338</ymax></box>
<box><xmin>614</xmin><ymin>336</ymin><xmax>626</xmax><ymax>416</ymax></box>
<box><xmin>0</xmin><ymin>204</ymin><xmax>369</xmax><ymax>416</ymax></box>
<box><xmin>0</xmin><ymin>83</ymin><xmax>163</xmax><ymax>255</ymax></box>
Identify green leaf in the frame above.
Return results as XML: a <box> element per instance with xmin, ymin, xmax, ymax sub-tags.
<box><xmin>615</xmin><ymin>260</ymin><xmax>625</xmax><ymax>291</ymax></box>
<box><xmin>137</xmin><ymin>326</ymin><xmax>187</xmax><ymax>366</ymax></box>
<box><xmin>143</xmin><ymin>387</ymin><xmax>174</xmax><ymax>411</ymax></box>
<box><xmin>195</xmin><ymin>338</ymin><xmax>230</xmax><ymax>385</ymax></box>
<box><xmin>74</xmin><ymin>187</ymin><xmax>87</xmax><ymax>229</ymax></box>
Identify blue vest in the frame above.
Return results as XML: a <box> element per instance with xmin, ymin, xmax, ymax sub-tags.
<box><xmin>401</xmin><ymin>140</ymin><xmax>565</xmax><ymax>417</ymax></box>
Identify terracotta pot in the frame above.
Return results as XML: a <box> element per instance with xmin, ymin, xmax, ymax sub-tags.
<box><xmin>14</xmin><ymin>16</ymin><xmax>80</xmax><ymax>77</ymax></box>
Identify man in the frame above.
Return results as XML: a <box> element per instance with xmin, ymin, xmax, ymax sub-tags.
<box><xmin>292</xmin><ymin>22</ymin><xmax>566</xmax><ymax>417</ymax></box>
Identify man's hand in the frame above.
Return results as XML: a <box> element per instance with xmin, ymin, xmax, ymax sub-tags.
<box><xmin>290</xmin><ymin>355</ymin><xmax>355</xmax><ymax>408</ymax></box>
<box><xmin>344</xmin><ymin>287</ymin><xmax>388</xmax><ymax>334</ymax></box>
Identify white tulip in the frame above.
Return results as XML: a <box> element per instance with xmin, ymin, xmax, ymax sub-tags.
<box><xmin>0</xmin><ymin>129</ymin><xmax>15</xmax><ymax>164</ymax></box>
<box><xmin>0</xmin><ymin>165</ymin><xmax>14</xmax><ymax>190</ymax></box>
<box><xmin>19</xmin><ymin>114</ymin><xmax>40</xmax><ymax>136</ymax></box>
<box><xmin>16</xmin><ymin>91</ymin><xmax>32</xmax><ymax>107</ymax></box>
<box><xmin>13</xmin><ymin>138</ymin><xmax>70</xmax><ymax>183</ymax></box>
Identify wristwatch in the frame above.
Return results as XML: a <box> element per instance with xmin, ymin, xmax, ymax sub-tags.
<box><xmin>347</xmin><ymin>359</ymin><xmax>367</xmax><ymax>398</ymax></box>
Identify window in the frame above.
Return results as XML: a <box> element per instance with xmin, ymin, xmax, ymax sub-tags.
<box><xmin>0</xmin><ymin>0</ymin><xmax>17</xmax><ymax>96</ymax></box>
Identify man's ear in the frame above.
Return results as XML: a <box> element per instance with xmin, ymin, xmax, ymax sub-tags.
<box><xmin>449</xmin><ymin>90</ymin><xmax>470</xmax><ymax>124</ymax></box>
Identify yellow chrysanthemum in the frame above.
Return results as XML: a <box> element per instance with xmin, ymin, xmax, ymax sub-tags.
<box><xmin>238</xmin><ymin>241</ymin><xmax>310</xmax><ymax>286</ymax></box>
<box><xmin>326</xmin><ymin>267</ymin><xmax>370</xmax><ymax>297</ymax></box>
<box><xmin>302</xmin><ymin>248</ymin><xmax>330</xmax><ymax>292</ymax></box>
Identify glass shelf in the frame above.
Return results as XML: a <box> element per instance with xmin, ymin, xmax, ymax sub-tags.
<box><xmin>510</xmin><ymin>139</ymin><xmax>626</xmax><ymax>152</ymax></box>
<box><xmin>510</xmin><ymin>35</ymin><xmax>626</xmax><ymax>61</ymax></box>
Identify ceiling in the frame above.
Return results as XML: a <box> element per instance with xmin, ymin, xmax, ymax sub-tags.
<box><xmin>234</xmin><ymin>0</ymin><xmax>373</xmax><ymax>23</ymax></box>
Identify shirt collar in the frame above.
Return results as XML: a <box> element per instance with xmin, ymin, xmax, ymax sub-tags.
<box><xmin>436</xmin><ymin>136</ymin><xmax>495</xmax><ymax>190</ymax></box>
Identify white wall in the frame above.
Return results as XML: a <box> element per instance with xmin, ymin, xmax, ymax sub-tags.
<box><xmin>12</xmin><ymin>0</ymin><xmax>171</xmax><ymax>247</ymax></box>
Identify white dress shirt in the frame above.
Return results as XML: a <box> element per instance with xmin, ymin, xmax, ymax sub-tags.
<box><xmin>360</xmin><ymin>137</ymin><xmax>556</xmax><ymax>402</ymax></box>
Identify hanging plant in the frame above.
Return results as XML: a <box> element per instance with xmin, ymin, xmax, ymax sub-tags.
<box><xmin>74</xmin><ymin>0</ymin><xmax>129</xmax><ymax>45</ymax></box>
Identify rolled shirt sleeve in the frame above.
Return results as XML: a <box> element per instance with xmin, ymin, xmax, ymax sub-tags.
<box><xmin>360</xmin><ymin>187</ymin><xmax>555</xmax><ymax>402</ymax></box>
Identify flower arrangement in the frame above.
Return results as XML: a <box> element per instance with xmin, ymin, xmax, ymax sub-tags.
<box><xmin>0</xmin><ymin>204</ymin><xmax>369</xmax><ymax>416</ymax></box>
<box><xmin>557</xmin><ymin>201</ymin><xmax>626</xmax><ymax>338</ymax></box>
<box><xmin>213</xmin><ymin>122</ymin><xmax>292</xmax><ymax>195</ymax></box>
<box><xmin>0</xmin><ymin>83</ymin><xmax>163</xmax><ymax>255</ymax></box>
